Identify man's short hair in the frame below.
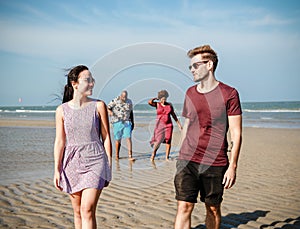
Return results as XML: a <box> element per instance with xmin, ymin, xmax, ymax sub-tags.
<box><xmin>121</xmin><ymin>90</ymin><xmax>128</xmax><ymax>95</ymax></box>
<box><xmin>187</xmin><ymin>45</ymin><xmax>218</xmax><ymax>72</ymax></box>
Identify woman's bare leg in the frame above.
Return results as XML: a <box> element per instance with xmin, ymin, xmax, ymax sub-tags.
<box><xmin>69</xmin><ymin>192</ymin><xmax>83</xmax><ymax>229</ymax></box>
<box><xmin>151</xmin><ymin>142</ymin><xmax>160</xmax><ymax>161</ymax></box>
<box><xmin>80</xmin><ymin>188</ymin><xmax>102</xmax><ymax>229</ymax></box>
<box><xmin>165</xmin><ymin>143</ymin><xmax>171</xmax><ymax>160</ymax></box>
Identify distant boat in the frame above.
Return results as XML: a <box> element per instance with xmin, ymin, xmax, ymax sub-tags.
<box><xmin>18</xmin><ymin>98</ymin><xmax>22</xmax><ymax>103</ymax></box>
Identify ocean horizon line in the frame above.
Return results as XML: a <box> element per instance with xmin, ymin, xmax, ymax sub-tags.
<box><xmin>1</xmin><ymin>100</ymin><xmax>300</xmax><ymax>107</ymax></box>
<box><xmin>1</xmin><ymin>101</ymin><xmax>300</xmax><ymax>113</ymax></box>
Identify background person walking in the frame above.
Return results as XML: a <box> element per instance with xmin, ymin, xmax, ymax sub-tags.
<box><xmin>148</xmin><ymin>90</ymin><xmax>182</xmax><ymax>161</ymax></box>
<box><xmin>108</xmin><ymin>90</ymin><xmax>135</xmax><ymax>161</ymax></box>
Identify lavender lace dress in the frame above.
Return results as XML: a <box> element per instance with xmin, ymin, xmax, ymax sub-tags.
<box><xmin>60</xmin><ymin>100</ymin><xmax>111</xmax><ymax>194</ymax></box>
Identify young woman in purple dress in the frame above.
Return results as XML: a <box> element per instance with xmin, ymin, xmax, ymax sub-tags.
<box><xmin>53</xmin><ymin>65</ymin><xmax>112</xmax><ymax>228</ymax></box>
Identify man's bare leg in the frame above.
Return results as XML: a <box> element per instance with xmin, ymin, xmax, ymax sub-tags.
<box><xmin>205</xmin><ymin>204</ymin><xmax>221</xmax><ymax>229</ymax></box>
<box><xmin>115</xmin><ymin>140</ymin><xmax>121</xmax><ymax>160</ymax></box>
<box><xmin>174</xmin><ymin>200</ymin><xmax>194</xmax><ymax>229</ymax></box>
<box><xmin>126</xmin><ymin>138</ymin><xmax>135</xmax><ymax>161</ymax></box>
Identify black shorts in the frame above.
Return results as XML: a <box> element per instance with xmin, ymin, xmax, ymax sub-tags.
<box><xmin>174</xmin><ymin>160</ymin><xmax>228</xmax><ymax>205</ymax></box>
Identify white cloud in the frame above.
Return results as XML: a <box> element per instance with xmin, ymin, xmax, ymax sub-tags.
<box><xmin>248</xmin><ymin>14</ymin><xmax>294</xmax><ymax>26</ymax></box>
<box><xmin>2</xmin><ymin>2</ymin><xmax>299</xmax><ymax>61</ymax></box>
<box><xmin>1</xmin><ymin>1</ymin><xmax>300</xmax><ymax>104</ymax></box>
<box><xmin>1</xmin><ymin>10</ymin><xmax>299</xmax><ymax>63</ymax></box>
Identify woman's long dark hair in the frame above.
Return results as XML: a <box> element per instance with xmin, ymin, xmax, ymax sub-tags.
<box><xmin>62</xmin><ymin>65</ymin><xmax>89</xmax><ymax>103</ymax></box>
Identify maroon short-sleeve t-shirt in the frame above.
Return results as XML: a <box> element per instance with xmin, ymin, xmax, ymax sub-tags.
<box><xmin>179</xmin><ymin>82</ymin><xmax>242</xmax><ymax>166</ymax></box>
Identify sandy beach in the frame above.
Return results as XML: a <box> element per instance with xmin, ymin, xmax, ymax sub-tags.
<box><xmin>0</xmin><ymin>119</ymin><xmax>299</xmax><ymax>228</ymax></box>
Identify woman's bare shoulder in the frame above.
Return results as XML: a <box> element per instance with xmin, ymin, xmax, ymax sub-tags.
<box><xmin>96</xmin><ymin>100</ymin><xmax>107</xmax><ymax>110</ymax></box>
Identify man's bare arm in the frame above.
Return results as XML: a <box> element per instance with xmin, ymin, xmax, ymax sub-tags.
<box><xmin>223</xmin><ymin>114</ymin><xmax>242</xmax><ymax>189</ymax></box>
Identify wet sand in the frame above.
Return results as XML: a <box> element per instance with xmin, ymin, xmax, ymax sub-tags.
<box><xmin>0</xmin><ymin>119</ymin><xmax>299</xmax><ymax>228</ymax></box>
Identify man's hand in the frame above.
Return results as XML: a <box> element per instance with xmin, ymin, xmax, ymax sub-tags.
<box><xmin>222</xmin><ymin>166</ymin><xmax>236</xmax><ymax>189</ymax></box>
<box><xmin>107</xmin><ymin>109</ymin><xmax>113</xmax><ymax>116</ymax></box>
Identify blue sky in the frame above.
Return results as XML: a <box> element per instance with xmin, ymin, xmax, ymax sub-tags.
<box><xmin>1</xmin><ymin>0</ymin><xmax>300</xmax><ymax>106</ymax></box>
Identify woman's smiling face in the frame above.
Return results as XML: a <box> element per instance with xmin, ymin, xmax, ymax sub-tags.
<box><xmin>76</xmin><ymin>70</ymin><xmax>95</xmax><ymax>96</ymax></box>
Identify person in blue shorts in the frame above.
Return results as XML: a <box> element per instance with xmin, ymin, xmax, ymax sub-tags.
<box><xmin>108</xmin><ymin>90</ymin><xmax>135</xmax><ymax>161</ymax></box>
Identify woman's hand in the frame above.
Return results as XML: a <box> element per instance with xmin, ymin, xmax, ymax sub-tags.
<box><xmin>177</xmin><ymin>122</ymin><xmax>183</xmax><ymax>130</ymax></box>
<box><xmin>53</xmin><ymin>170</ymin><xmax>62</xmax><ymax>191</ymax></box>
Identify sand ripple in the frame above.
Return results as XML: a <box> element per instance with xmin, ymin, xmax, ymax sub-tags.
<box><xmin>0</xmin><ymin>128</ymin><xmax>300</xmax><ymax>228</ymax></box>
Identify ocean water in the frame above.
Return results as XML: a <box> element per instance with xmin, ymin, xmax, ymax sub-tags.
<box><xmin>241</xmin><ymin>101</ymin><xmax>300</xmax><ymax>129</ymax></box>
<box><xmin>0</xmin><ymin>126</ymin><xmax>54</xmax><ymax>184</ymax></box>
<box><xmin>1</xmin><ymin>101</ymin><xmax>300</xmax><ymax>129</ymax></box>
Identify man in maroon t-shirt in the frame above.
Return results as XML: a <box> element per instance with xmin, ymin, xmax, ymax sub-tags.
<box><xmin>174</xmin><ymin>45</ymin><xmax>242</xmax><ymax>229</ymax></box>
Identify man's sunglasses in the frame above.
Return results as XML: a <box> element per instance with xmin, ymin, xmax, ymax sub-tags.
<box><xmin>188</xmin><ymin>61</ymin><xmax>209</xmax><ymax>70</ymax></box>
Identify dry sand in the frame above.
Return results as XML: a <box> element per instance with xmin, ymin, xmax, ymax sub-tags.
<box><xmin>0</xmin><ymin>120</ymin><xmax>299</xmax><ymax>228</ymax></box>
<box><xmin>0</xmin><ymin>119</ymin><xmax>55</xmax><ymax>127</ymax></box>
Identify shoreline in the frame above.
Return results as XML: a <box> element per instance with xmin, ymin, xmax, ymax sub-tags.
<box><xmin>0</xmin><ymin>119</ymin><xmax>55</xmax><ymax>127</ymax></box>
<box><xmin>1</xmin><ymin>118</ymin><xmax>300</xmax><ymax>130</ymax></box>
<box><xmin>0</xmin><ymin>119</ymin><xmax>151</xmax><ymax>128</ymax></box>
